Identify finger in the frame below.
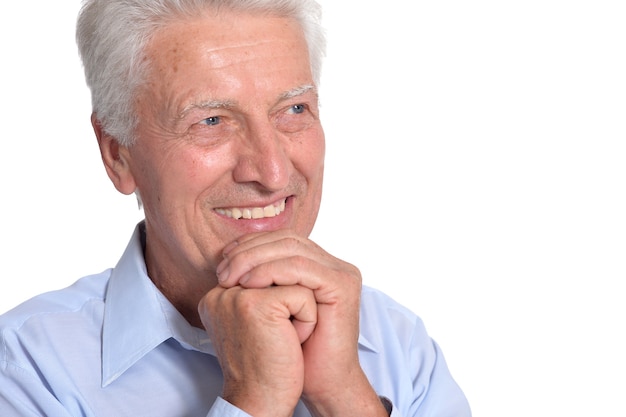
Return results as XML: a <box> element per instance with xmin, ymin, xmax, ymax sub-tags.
<box><xmin>217</xmin><ymin>233</ymin><xmax>334</xmax><ymax>287</ymax></box>
<box><xmin>282</xmin><ymin>286</ymin><xmax>318</xmax><ymax>344</ymax></box>
<box><xmin>199</xmin><ymin>284</ymin><xmax>317</xmax><ymax>344</ymax></box>
<box><xmin>235</xmin><ymin>256</ymin><xmax>362</xmax><ymax>308</ymax></box>
<box><xmin>238</xmin><ymin>255</ymin><xmax>322</xmax><ymax>289</ymax></box>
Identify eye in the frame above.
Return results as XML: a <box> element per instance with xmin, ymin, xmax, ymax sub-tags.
<box><xmin>200</xmin><ymin>116</ymin><xmax>221</xmax><ymax>126</ymax></box>
<box><xmin>274</xmin><ymin>102</ymin><xmax>316</xmax><ymax>134</ymax></box>
<box><xmin>288</xmin><ymin>104</ymin><xmax>306</xmax><ymax>114</ymax></box>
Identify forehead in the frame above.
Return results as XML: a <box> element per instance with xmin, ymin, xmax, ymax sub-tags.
<box><xmin>142</xmin><ymin>12</ymin><xmax>313</xmax><ymax>103</ymax></box>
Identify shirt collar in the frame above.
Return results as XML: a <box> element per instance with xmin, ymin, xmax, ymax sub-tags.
<box><xmin>101</xmin><ymin>222</ymin><xmax>212</xmax><ymax>387</ymax></box>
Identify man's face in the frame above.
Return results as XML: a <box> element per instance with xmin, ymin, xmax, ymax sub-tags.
<box><xmin>119</xmin><ymin>12</ymin><xmax>325</xmax><ymax>282</ymax></box>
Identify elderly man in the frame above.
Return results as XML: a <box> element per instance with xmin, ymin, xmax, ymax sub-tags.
<box><xmin>0</xmin><ymin>1</ymin><xmax>471</xmax><ymax>416</ymax></box>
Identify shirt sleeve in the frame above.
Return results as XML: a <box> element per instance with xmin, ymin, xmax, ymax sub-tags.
<box><xmin>206</xmin><ymin>397</ymin><xmax>253</xmax><ymax>417</ymax></box>
<box><xmin>359</xmin><ymin>287</ymin><xmax>472</xmax><ymax>417</ymax></box>
<box><xmin>411</xmin><ymin>339</ymin><xmax>472</xmax><ymax>417</ymax></box>
<box><xmin>380</xmin><ymin>337</ymin><xmax>471</xmax><ymax>417</ymax></box>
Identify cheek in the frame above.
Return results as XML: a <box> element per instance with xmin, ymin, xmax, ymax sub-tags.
<box><xmin>172</xmin><ymin>148</ymin><xmax>234</xmax><ymax>195</ymax></box>
<box><xmin>129</xmin><ymin>144</ymin><xmax>215</xmax><ymax>203</ymax></box>
<box><xmin>296</xmin><ymin>130</ymin><xmax>325</xmax><ymax>212</ymax></box>
<box><xmin>297</xmin><ymin>128</ymin><xmax>325</xmax><ymax>178</ymax></box>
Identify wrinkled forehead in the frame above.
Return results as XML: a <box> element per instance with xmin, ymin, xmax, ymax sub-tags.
<box><xmin>135</xmin><ymin>12</ymin><xmax>314</xmax><ymax>117</ymax></box>
<box><xmin>142</xmin><ymin>12</ymin><xmax>310</xmax><ymax>81</ymax></box>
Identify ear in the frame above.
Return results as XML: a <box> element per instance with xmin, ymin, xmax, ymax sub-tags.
<box><xmin>92</xmin><ymin>113</ymin><xmax>137</xmax><ymax>195</ymax></box>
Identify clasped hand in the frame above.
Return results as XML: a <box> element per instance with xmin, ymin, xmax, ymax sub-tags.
<box><xmin>197</xmin><ymin>229</ymin><xmax>365</xmax><ymax>417</ymax></box>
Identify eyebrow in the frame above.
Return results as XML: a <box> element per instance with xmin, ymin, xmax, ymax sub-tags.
<box><xmin>177</xmin><ymin>84</ymin><xmax>318</xmax><ymax>120</ymax></box>
<box><xmin>279</xmin><ymin>84</ymin><xmax>316</xmax><ymax>100</ymax></box>
<box><xmin>177</xmin><ymin>99</ymin><xmax>236</xmax><ymax>120</ymax></box>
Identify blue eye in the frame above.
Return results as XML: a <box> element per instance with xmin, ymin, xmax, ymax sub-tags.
<box><xmin>289</xmin><ymin>104</ymin><xmax>306</xmax><ymax>114</ymax></box>
<box><xmin>202</xmin><ymin>116</ymin><xmax>221</xmax><ymax>126</ymax></box>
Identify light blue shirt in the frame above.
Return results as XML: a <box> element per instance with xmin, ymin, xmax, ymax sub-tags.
<box><xmin>0</xmin><ymin>222</ymin><xmax>471</xmax><ymax>416</ymax></box>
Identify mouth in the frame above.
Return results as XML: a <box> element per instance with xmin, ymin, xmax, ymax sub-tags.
<box><xmin>215</xmin><ymin>198</ymin><xmax>287</xmax><ymax>220</ymax></box>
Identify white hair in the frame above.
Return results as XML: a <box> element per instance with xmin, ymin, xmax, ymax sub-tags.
<box><xmin>76</xmin><ymin>0</ymin><xmax>326</xmax><ymax>146</ymax></box>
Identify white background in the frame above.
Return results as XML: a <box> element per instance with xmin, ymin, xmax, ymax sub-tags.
<box><xmin>1</xmin><ymin>1</ymin><xmax>625</xmax><ymax>416</ymax></box>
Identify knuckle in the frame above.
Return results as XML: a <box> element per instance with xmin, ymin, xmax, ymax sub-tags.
<box><xmin>281</xmin><ymin>235</ymin><xmax>304</xmax><ymax>251</ymax></box>
<box><xmin>233</xmin><ymin>288</ymin><xmax>262</xmax><ymax>314</ymax></box>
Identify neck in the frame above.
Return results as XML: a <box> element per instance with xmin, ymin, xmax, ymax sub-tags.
<box><xmin>141</xmin><ymin>226</ymin><xmax>218</xmax><ymax>328</ymax></box>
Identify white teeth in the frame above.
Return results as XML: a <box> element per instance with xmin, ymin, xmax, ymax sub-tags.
<box><xmin>216</xmin><ymin>199</ymin><xmax>286</xmax><ymax>220</ymax></box>
<box><xmin>252</xmin><ymin>208</ymin><xmax>264</xmax><ymax>219</ymax></box>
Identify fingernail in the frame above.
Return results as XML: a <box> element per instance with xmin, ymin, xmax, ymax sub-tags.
<box><xmin>216</xmin><ymin>260</ymin><xmax>229</xmax><ymax>282</ymax></box>
<box><xmin>222</xmin><ymin>240</ymin><xmax>239</xmax><ymax>256</ymax></box>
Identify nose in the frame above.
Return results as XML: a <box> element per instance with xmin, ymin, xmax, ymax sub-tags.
<box><xmin>232</xmin><ymin>119</ymin><xmax>291</xmax><ymax>191</ymax></box>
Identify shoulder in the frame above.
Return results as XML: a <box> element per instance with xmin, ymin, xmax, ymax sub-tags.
<box><xmin>0</xmin><ymin>271</ymin><xmax>114</xmax><ymax>404</ymax></box>
<box><xmin>360</xmin><ymin>284</ymin><xmax>423</xmax><ymax>326</ymax></box>
<box><xmin>359</xmin><ymin>285</ymin><xmax>430</xmax><ymax>349</ymax></box>
<box><xmin>0</xmin><ymin>270</ymin><xmax>112</xmax><ymax>331</ymax></box>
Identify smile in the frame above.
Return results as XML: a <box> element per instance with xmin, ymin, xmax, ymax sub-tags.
<box><xmin>215</xmin><ymin>198</ymin><xmax>286</xmax><ymax>220</ymax></box>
